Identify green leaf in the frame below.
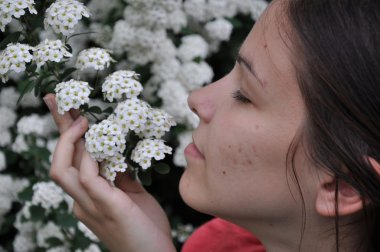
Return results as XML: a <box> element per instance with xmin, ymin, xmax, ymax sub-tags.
<box><xmin>29</xmin><ymin>205</ymin><xmax>46</xmax><ymax>222</ymax></box>
<box><xmin>153</xmin><ymin>163</ymin><xmax>171</xmax><ymax>175</ymax></box>
<box><xmin>102</xmin><ymin>107</ymin><xmax>114</xmax><ymax>114</ymax></box>
<box><xmin>0</xmin><ymin>32</ymin><xmax>22</xmax><ymax>50</ymax></box>
<box><xmin>226</xmin><ymin>17</ymin><xmax>242</xmax><ymax>28</ymax></box>
<box><xmin>55</xmin><ymin>212</ymin><xmax>77</xmax><ymax>228</ymax></box>
<box><xmin>138</xmin><ymin>170</ymin><xmax>152</xmax><ymax>186</ymax></box>
<box><xmin>17</xmin><ymin>80</ymin><xmax>36</xmax><ymax>104</ymax></box>
<box><xmin>87</xmin><ymin>106</ymin><xmax>102</xmax><ymax>114</ymax></box>
<box><xmin>45</xmin><ymin>237</ymin><xmax>64</xmax><ymax>247</ymax></box>
<box><xmin>18</xmin><ymin>185</ymin><xmax>34</xmax><ymax>201</ymax></box>
<box><xmin>60</xmin><ymin>67</ymin><xmax>77</xmax><ymax>80</ymax></box>
<box><xmin>26</xmin><ymin>63</ymin><xmax>37</xmax><ymax>74</ymax></box>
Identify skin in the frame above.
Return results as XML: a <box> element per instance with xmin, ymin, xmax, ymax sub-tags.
<box><xmin>45</xmin><ymin>1</ymin><xmax>368</xmax><ymax>251</ymax></box>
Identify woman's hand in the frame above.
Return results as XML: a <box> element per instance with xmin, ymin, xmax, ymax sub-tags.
<box><xmin>43</xmin><ymin>94</ymin><xmax>176</xmax><ymax>252</ymax></box>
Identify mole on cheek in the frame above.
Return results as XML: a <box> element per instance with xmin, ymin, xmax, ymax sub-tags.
<box><xmin>264</xmin><ymin>44</ymin><xmax>268</xmax><ymax>49</ymax></box>
<box><xmin>255</xmin><ymin>124</ymin><xmax>259</xmax><ymax>130</ymax></box>
<box><xmin>222</xmin><ymin>171</ymin><xmax>227</xmax><ymax>175</ymax></box>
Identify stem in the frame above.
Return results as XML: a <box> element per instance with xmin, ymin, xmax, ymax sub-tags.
<box><xmin>45</xmin><ymin>62</ymin><xmax>60</xmax><ymax>81</ymax></box>
<box><xmin>87</xmin><ymin>111</ymin><xmax>100</xmax><ymax>121</ymax></box>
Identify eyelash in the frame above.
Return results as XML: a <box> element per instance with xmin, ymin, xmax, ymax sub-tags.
<box><xmin>232</xmin><ymin>90</ymin><xmax>251</xmax><ymax>104</ymax></box>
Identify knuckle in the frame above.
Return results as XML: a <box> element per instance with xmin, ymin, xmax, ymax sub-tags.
<box><xmin>49</xmin><ymin>169</ymin><xmax>60</xmax><ymax>183</ymax></box>
<box><xmin>79</xmin><ymin>175</ymin><xmax>92</xmax><ymax>191</ymax></box>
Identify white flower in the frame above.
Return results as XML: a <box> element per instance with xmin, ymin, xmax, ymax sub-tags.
<box><xmin>17</xmin><ymin>114</ymin><xmax>56</xmax><ymax>137</ymax></box>
<box><xmin>78</xmin><ymin>222</ymin><xmax>99</xmax><ymax>242</ymax></box>
<box><xmin>131</xmin><ymin>139</ymin><xmax>172</xmax><ymax>170</ymax></box>
<box><xmin>177</xmin><ymin>35</ymin><xmax>209</xmax><ymax>63</ymax></box>
<box><xmin>101</xmin><ymin>155</ymin><xmax>128</xmax><ymax>173</ymax></box>
<box><xmin>111</xmin><ymin>98</ymin><xmax>151</xmax><ymax>134</ymax></box>
<box><xmin>205</xmin><ymin>18</ymin><xmax>233</xmax><ymax>41</ymax></box>
<box><xmin>32</xmin><ymin>181</ymin><xmax>65</xmax><ymax>210</ymax></box>
<box><xmin>166</xmin><ymin>9</ymin><xmax>187</xmax><ymax>33</ymax></box>
<box><xmin>99</xmin><ymin>165</ymin><xmax>117</xmax><ymax>182</ymax></box>
<box><xmin>158</xmin><ymin>80</ymin><xmax>199</xmax><ymax>128</ymax></box>
<box><xmin>138</xmin><ymin>108</ymin><xmax>176</xmax><ymax>139</ymax></box>
<box><xmin>205</xmin><ymin>0</ymin><xmax>237</xmax><ymax>19</ymax></box>
<box><xmin>13</xmin><ymin>233</ymin><xmax>36</xmax><ymax>252</ymax></box>
<box><xmin>151</xmin><ymin>58</ymin><xmax>181</xmax><ymax>83</ymax></box>
<box><xmin>177</xmin><ymin>61</ymin><xmax>214</xmax><ymax>90</ymax></box>
<box><xmin>85</xmin><ymin>119</ymin><xmax>126</xmax><ymax>162</ymax></box>
<box><xmin>36</xmin><ymin>222</ymin><xmax>65</xmax><ymax>248</ymax></box>
<box><xmin>183</xmin><ymin>0</ymin><xmax>207</xmax><ymax>22</ymax></box>
<box><xmin>0</xmin><ymin>0</ymin><xmax>37</xmax><ymax>32</ymax></box>
<box><xmin>0</xmin><ymin>151</ymin><xmax>5</xmax><ymax>171</ymax></box>
<box><xmin>250</xmin><ymin>0</ymin><xmax>269</xmax><ymax>21</ymax></box>
<box><xmin>76</xmin><ymin>47</ymin><xmax>114</xmax><ymax>71</ymax></box>
<box><xmin>0</xmin><ymin>131</ymin><xmax>12</xmax><ymax>147</ymax></box>
<box><xmin>33</xmin><ymin>39</ymin><xmax>72</xmax><ymax>67</ymax></box>
<box><xmin>12</xmin><ymin>134</ymin><xmax>28</xmax><ymax>153</ymax></box>
<box><xmin>83</xmin><ymin>244</ymin><xmax>102</xmax><ymax>252</ymax></box>
<box><xmin>0</xmin><ymin>106</ymin><xmax>17</xmax><ymax>130</ymax></box>
<box><xmin>0</xmin><ymin>86</ymin><xmax>19</xmax><ymax>109</ymax></box>
<box><xmin>0</xmin><ymin>43</ymin><xmax>34</xmax><ymax>83</ymax></box>
<box><xmin>55</xmin><ymin>79</ymin><xmax>92</xmax><ymax>114</ymax></box>
<box><xmin>102</xmin><ymin>70</ymin><xmax>143</xmax><ymax>102</ymax></box>
<box><xmin>87</xmin><ymin>0</ymin><xmax>119</xmax><ymax>21</ymax></box>
<box><xmin>44</xmin><ymin>0</ymin><xmax>90</xmax><ymax>36</ymax></box>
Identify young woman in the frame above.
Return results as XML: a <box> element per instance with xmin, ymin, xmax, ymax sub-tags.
<box><xmin>43</xmin><ymin>0</ymin><xmax>380</xmax><ymax>251</ymax></box>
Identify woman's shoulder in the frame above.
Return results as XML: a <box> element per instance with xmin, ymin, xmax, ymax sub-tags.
<box><xmin>181</xmin><ymin>218</ymin><xmax>265</xmax><ymax>252</ymax></box>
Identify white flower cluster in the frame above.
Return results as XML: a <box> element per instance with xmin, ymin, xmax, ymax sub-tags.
<box><xmin>205</xmin><ymin>18</ymin><xmax>233</xmax><ymax>41</ymax></box>
<box><xmin>131</xmin><ymin>139</ymin><xmax>172</xmax><ymax>170</ymax></box>
<box><xmin>158</xmin><ymin>80</ymin><xmax>199</xmax><ymax>128</ymax></box>
<box><xmin>0</xmin><ymin>0</ymin><xmax>37</xmax><ymax>32</ymax></box>
<box><xmin>17</xmin><ymin>114</ymin><xmax>56</xmax><ymax>137</ymax></box>
<box><xmin>0</xmin><ymin>106</ymin><xmax>17</xmax><ymax>147</ymax></box>
<box><xmin>33</xmin><ymin>39</ymin><xmax>72</xmax><ymax>67</ymax></box>
<box><xmin>36</xmin><ymin>222</ymin><xmax>65</xmax><ymax>248</ymax></box>
<box><xmin>44</xmin><ymin>0</ymin><xmax>90</xmax><ymax>36</ymax></box>
<box><xmin>139</xmin><ymin>108</ymin><xmax>176</xmax><ymax>139</ymax></box>
<box><xmin>32</xmin><ymin>181</ymin><xmax>65</xmax><ymax>210</ymax></box>
<box><xmin>102</xmin><ymin>70</ymin><xmax>143</xmax><ymax>102</ymax></box>
<box><xmin>111</xmin><ymin>98</ymin><xmax>151</xmax><ymax>134</ymax></box>
<box><xmin>85</xmin><ymin>119</ymin><xmax>126</xmax><ymax>161</ymax></box>
<box><xmin>0</xmin><ymin>175</ymin><xmax>29</xmax><ymax>215</ymax></box>
<box><xmin>177</xmin><ymin>35</ymin><xmax>209</xmax><ymax>62</ymax></box>
<box><xmin>55</xmin><ymin>79</ymin><xmax>92</xmax><ymax>114</ymax></box>
<box><xmin>0</xmin><ymin>43</ymin><xmax>34</xmax><ymax>83</ymax></box>
<box><xmin>76</xmin><ymin>47</ymin><xmax>114</xmax><ymax>71</ymax></box>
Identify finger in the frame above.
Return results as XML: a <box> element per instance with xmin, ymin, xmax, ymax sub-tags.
<box><xmin>70</xmin><ymin>109</ymin><xmax>81</xmax><ymax>120</ymax></box>
<box><xmin>51</xmin><ymin>116</ymin><xmax>88</xmax><ymax>180</ymax></box>
<box><xmin>43</xmin><ymin>93</ymin><xmax>75</xmax><ymax>133</ymax></box>
<box><xmin>114</xmin><ymin>172</ymin><xmax>146</xmax><ymax>193</ymax></box>
<box><xmin>79</xmin><ymin>151</ymin><xmax>116</xmax><ymax>205</ymax></box>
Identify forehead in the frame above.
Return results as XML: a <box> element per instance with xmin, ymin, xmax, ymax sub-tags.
<box><xmin>239</xmin><ymin>1</ymin><xmax>296</xmax><ymax>86</ymax></box>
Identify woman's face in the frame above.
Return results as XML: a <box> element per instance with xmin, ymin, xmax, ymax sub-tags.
<box><xmin>179</xmin><ymin>2</ymin><xmax>321</xmax><ymax>225</ymax></box>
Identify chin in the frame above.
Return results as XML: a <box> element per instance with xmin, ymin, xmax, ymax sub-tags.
<box><xmin>178</xmin><ymin>170</ymin><xmax>217</xmax><ymax>215</ymax></box>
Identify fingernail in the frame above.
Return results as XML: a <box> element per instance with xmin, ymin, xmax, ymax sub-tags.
<box><xmin>72</xmin><ymin>116</ymin><xmax>84</xmax><ymax>127</ymax></box>
<box><xmin>43</xmin><ymin>96</ymin><xmax>53</xmax><ymax>111</ymax></box>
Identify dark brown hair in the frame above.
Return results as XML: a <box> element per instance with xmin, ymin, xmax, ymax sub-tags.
<box><xmin>284</xmin><ymin>0</ymin><xmax>380</xmax><ymax>251</ymax></box>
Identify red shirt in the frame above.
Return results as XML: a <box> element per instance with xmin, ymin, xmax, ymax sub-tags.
<box><xmin>182</xmin><ymin>218</ymin><xmax>266</xmax><ymax>252</ymax></box>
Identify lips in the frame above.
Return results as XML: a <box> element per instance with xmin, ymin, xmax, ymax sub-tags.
<box><xmin>184</xmin><ymin>137</ymin><xmax>205</xmax><ymax>159</ymax></box>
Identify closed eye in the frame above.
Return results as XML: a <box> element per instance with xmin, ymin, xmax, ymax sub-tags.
<box><xmin>232</xmin><ymin>90</ymin><xmax>251</xmax><ymax>104</ymax></box>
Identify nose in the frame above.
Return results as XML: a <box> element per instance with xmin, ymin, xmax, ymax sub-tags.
<box><xmin>187</xmin><ymin>83</ymin><xmax>217</xmax><ymax>124</ymax></box>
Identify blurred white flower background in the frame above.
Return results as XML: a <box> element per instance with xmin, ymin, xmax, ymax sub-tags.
<box><xmin>0</xmin><ymin>0</ymin><xmax>268</xmax><ymax>251</ymax></box>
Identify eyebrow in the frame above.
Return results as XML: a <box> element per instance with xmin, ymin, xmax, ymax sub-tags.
<box><xmin>236</xmin><ymin>54</ymin><xmax>265</xmax><ymax>87</ymax></box>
